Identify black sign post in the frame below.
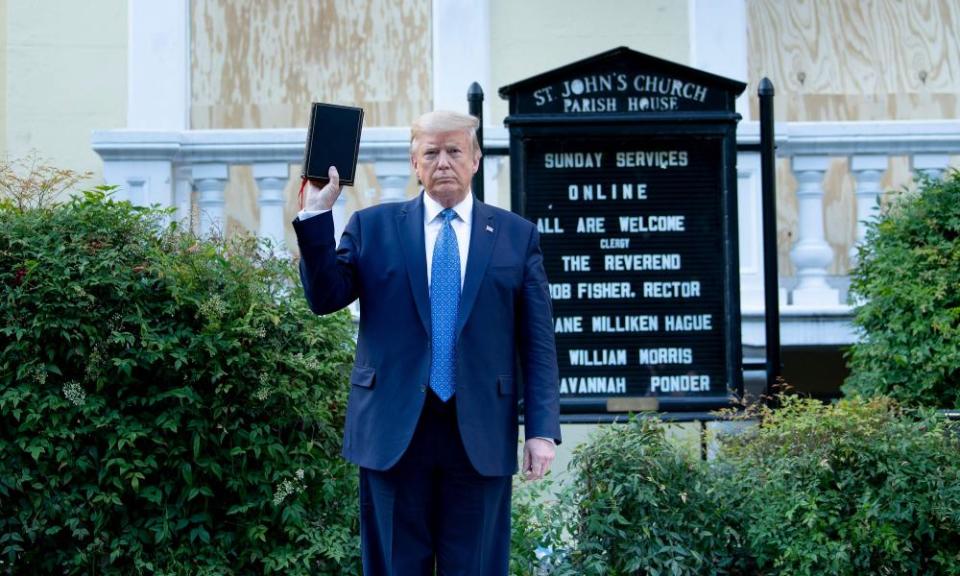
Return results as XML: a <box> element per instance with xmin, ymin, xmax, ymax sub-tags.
<box><xmin>499</xmin><ymin>47</ymin><xmax>746</xmax><ymax>414</ymax></box>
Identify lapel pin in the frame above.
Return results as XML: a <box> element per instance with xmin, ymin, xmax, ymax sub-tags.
<box><xmin>486</xmin><ymin>225</ymin><xmax>494</xmax><ymax>233</ymax></box>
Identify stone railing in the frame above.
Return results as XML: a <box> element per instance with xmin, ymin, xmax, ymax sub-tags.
<box><xmin>92</xmin><ymin>120</ymin><xmax>960</xmax><ymax>347</ymax></box>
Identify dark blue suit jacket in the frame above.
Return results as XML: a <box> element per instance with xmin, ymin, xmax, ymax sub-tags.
<box><xmin>293</xmin><ymin>194</ymin><xmax>561</xmax><ymax>476</ymax></box>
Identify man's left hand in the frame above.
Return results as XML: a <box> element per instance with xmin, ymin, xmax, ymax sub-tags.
<box><xmin>522</xmin><ymin>438</ymin><xmax>556</xmax><ymax>481</ymax></box>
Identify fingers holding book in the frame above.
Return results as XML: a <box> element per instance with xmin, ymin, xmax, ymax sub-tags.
<box><xmin>304</xmin><ymin>166</ymin><xmax>343</xmax><ymax>211</ymax></box>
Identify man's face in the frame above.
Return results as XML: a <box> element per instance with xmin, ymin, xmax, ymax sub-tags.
<box><xmin>411</xmin><ymin>130</ymin><xmax>480</xmax><ymax>208</ymax></box>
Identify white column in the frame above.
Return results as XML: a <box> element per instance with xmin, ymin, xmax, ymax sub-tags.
<box><xmin>128</xmin><ymin>0</ymin><xmax>189</xmax><ymax>130</ymax></box>
<box><xmin>193</xmin><ymin>163</ymin><xmax>228</xmax><ymax>237</ymax></box>
<box><xmin>100</xmin><ymin>160</ymin><xmax>174</xmax><ymax>207</ymax></box>
<box><xmin>913</xmin><ymin>153</ymin><xmax>950</xmax><ymax>181</ymax></box>
<box><xmin>789</xmin><ymin>155</ymin><xmax>839</xmax><ymax>306</ymax></box>
<box><xmin>253</xmin><ymin>162</ymin><xmax>289</xmax><ymax>251</ymax></box>
<box><xmin>482</xmin><ymin>156</ymin><xmax>505</xmax><ymax>209</ymax></box>
<box><xmin>333</xmin><ymin>194</ymin><xmax>348</xmax><ymax>245</ymax></box>
<box><xmin>433</xmin><ymin>0</ymin><xmax>491</xmax><ymax>114</ymax></box>
<box><xmin>736</xmin><ymin>152</ymin><xmax>765</xmax><ymax>309</ymax></box>
<box><xmin>849</xmin><ymin>155</ymin><xmax>886</xmax><ymax>265</ymax></box>
<box><xmin>375</xmin><ymin>160</ymin><xmax>412</xmax><ymax>203</ymax></box>
<box><xmin>173</xmin><ymin>165</ymin><xmax>193</xmax><ymax>229</ymax></box>
<box><xmin>689</xmin><ymin>0</ymin><xmax>750</xmax><ymax>120</ymax></box>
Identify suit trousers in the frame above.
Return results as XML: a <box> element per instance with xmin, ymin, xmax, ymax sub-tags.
<box><xmin>359</xmin><ymin>391</ymin><xmax>512</xmax><ymax>576</ymax></box>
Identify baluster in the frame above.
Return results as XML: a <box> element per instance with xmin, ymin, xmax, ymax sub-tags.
<box><xmin>173</xmin><ymin>165</ymin><xmax>193</xmax><ymax>229</ymax></box>
<box><xmin>193</xmin><ymin>163</ymin><xmax>229</xmax><ymax>237</ymax></box>
<box><xmin>789</xmin><ymin>155</ymin><xmax>839</xmax><ymax>306</ymax></box>
<box><xmin>332</xmin><ymin>193</ymin><xmax>348</xmax><ymax>245</ymax></box>
<box><xmin>849</xmin><ymin>155</ymin><xmax>886</xmax><ymax>266</ymax></box>
<box><xmin>253</xmin><ymin>162</ymin><xmax>289</xmax><ymax>252</ymax></box>
<box><xmin>912</xmin><ymin>153</ymin><xmax>950</xmax><ymax>181</ymax></box>
<box><xmin>374</xmin><ymin>160</ymin><xmax>411</xmax><ymax>203</ymax></box>
<box><xmin>482</xmin><ymin>156</ymin><xmax>505</xmax><ymax>208</ymax></box>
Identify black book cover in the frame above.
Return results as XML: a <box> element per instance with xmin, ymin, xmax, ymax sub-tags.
<box><xmin>301</xmin><ymin>102</ymin><xmax>364</xmax><ymax>185</ymax></box>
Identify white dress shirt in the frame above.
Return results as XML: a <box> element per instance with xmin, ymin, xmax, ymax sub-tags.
<box><xmin>422</xmin><ymin>191</ymin><xmax>471</xmax><ymax>288</ymax></box>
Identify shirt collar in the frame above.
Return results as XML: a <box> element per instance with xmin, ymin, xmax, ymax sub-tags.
<box><xmin>423</xmin><ymin>190</ymin><xmax>473</xmax><ymax>225</ymax></box>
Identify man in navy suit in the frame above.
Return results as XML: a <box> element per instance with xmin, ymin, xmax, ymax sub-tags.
<box><xmin>294</xmin><ymin>110</ymin><xmax>561</xmax><ymax>575</ymax></box>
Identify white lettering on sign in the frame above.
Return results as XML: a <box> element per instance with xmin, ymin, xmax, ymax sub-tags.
<box><xmin>576</xmin><ymin>217</ymin><xmax>606</xmax><ymax>233</ymax></box>
<box><xmin>592</xmin><ymin>315</ymin><xmax>659</xmax><ymax>332</ymax></box>
<box><xmin>569</xmin><ymin>349</ymin><xmax>628</xmax><ymax>366</ymax></box>
<box><xmin>537</xmin><ymin>217</ymin><xmax>564</xmax><ymax>234</ymax></box>
<box><xmin>578</xmin><ymin>282</ymin><xmax>635</xmax><ymax>299</ymax></box>
<box><xmin>618</xmin><ymin>215</ymin><xmax>685</xmax><ymax>232</ymax></box>
<box><xmin>568</xmin><ymin>183</ymin><xmax>647</xmax><ymax>201</ymax></box>
<box><xmin>533</xmin><ymin>86</ymin><xmax>556</xmax><ymax>105</ymax></box>
<box><xmin>650</xmin><ymin>374</ymin><xmax>710</xmax><ymax>393</ymax></box>
<box><xmin>642</xmin><ymin>281</ymin><xmax>701</xmax><ymax>298</ymax></box>
<box><xmin>615</xmin><ymin>150</ymin><xmax>689</xmax><ymax>169</ymax></box>
<box><xmin>531</xmin><ymin>74</ymin><xmax>708</xmax><ymax>110</ymax></box>
<box><xmin>604</xmin><ymin>253</ymin><xmax>681</xmax><ymax>271</ymax></box>
<box><xmin>628</xmin><ymin>96</ymin><xmax>678</xmax><ymax>111</ymax></box>
<box><xmin>554</xmin><ymin>316</ymin><xmax>583</xmax><ymax>333</ymax></box>
<box><xmin>563</xmin><ymin>98</ymin><xmax>617</xmax><ymax>113</ymax></box>
<box><xmin>561</xmin><ymin>255</ymin><xmax>591</xmax><ymax>272</ymax></box>
<box><xmin>567</xmin><ymin>183</ymin><xmax>647</xmax><ymax>202</ymax></box>
<box><xmin>664</xmin><ymin>314</ymin><xmax>712</xmax><ymax>331</ymax></box>
<box><xmin>560</xmin><ymin>74</ymin><xmax>624</xmax><ymax>97</ymax></box>
<box><xmin>544</xmin><ymin>152</ymin><xmax>603</xmax><ymax>168</ymax></box>
<box><xmin>632</xmin><ymin>75</ymin><xmax>709</xmax><ymax>103</ymax></box>
<box><xmin>549</xmin><ymin>283</ymin><xmax>571</xmax><ymax>300</ymax></box>
<box><xmin>638</xmin><ymin>348</ymin><xmax>693</xmax><ymax>365</ymax></box>
<box><xmin>560</xmin><ymin>376</ymin><xmax>627</xmax><ymax>395</ymax></box>
<box><xmin>600</xmin><ymin>238</ymin><xmax>630</xmax><ymax>249</ymax></box>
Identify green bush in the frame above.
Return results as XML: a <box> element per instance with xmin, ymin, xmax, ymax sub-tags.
<box><xmin>721</xmin><ymin>396</ymin><xmax>960</xmax><ymax>575</ymax></box>
<box><xmin>844</xmin><ymin>170</ymin><xmax>960</xmax><ymax>408</ymax></box>
<box><xmin>512</xmin><ymin>418</ymin><xmax>745</xmax><ymax>576</ymax></box>
<box><xmin>0</xmin><ymin>189</ymin><xmax>359</xmax><ymax>574</ymax></box>
<box><xmin>512</xmin><ymin>396</ymin><xmax>960</xmax><ymax>575</ymax></box>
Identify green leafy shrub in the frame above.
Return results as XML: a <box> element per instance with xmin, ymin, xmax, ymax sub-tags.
<box><xmin>844</xmin><ymin>170</ymin><xmax>960</xmax><ymax>408</ymax></box>
<box><xmin>719</xmin><ymin>395</ymin><xmax>960</xmax><ymax>575</ymax></box>
<box><xmin>513</xmin><ymin>418</ymin><xmax>745</xmax><ymax>576</ymax></box>
<box><xmin>512</xmin><ymin>397</ymin><xmax>960</xmax><ymax>575</ymax></box>
<box><xmin>0</xmin><ymin>189</ymin><xmax>359</xmax><ymax>574</ymax></box>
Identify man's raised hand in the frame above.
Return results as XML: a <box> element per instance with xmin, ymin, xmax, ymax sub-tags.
<box><xmin>304</xmin><ymin>165</ymin><xmax>343</xmax><ymax>211</ymax></box>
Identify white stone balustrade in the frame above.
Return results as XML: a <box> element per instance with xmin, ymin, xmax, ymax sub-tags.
<box><xmin>252</xmin><ymin>162</ymin><xmax>288</xmax><ymax>249</ymax></box>
<box><xmin>913</xmin><ymin>153</ymin><xmax>950</xmax><ymax>181</ymax></box>
<box><xmin>790</xmin><ymin>155</ymin><xmax>838</xmax><ymax>307</ymax></box>
<box><xmin>92</xmin><ymin>120</ymin><xmax>960</xmax><ymax>346</ymax></box>
<box><xmin>192</xmin><ymin>163</ymin><xmax>228</xmax><ymax>236</ymax></box>
<box><xmin>849</xmin><ymin>154</ymin><xmax>887</xmax><ymax>266</ymax></box>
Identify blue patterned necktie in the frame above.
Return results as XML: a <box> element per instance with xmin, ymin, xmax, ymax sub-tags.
<box><xmin>429</xmin><ymin>208</ymin><xmax>460</xmax><ymax>402</ymax></box>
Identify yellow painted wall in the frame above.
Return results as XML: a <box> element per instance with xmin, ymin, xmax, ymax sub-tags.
<box><xmin>3</xmin><ymin>0</ymin><xmax>126</xmax><ymax>184</ymax></box>
<box><xmin>490</xmin><ymin>0</ymin><xmax>691</xmax><ymax>126</ymax></box>
<box><xmin>190</xmin><ymin>0</ymin><xmax>432</xmax><ymax>245</ymax></box>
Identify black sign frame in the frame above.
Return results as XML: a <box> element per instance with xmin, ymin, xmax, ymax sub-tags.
<box><xmin>500</xmin><ymin>48</ymin><xmax>746</xmax><ymax>414</ymax></box>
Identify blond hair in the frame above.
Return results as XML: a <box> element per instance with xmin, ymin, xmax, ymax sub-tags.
<box><xmin>410</xmin><ymin>110</ymin><xmax>481</xmax><ymax>156</ymax></box>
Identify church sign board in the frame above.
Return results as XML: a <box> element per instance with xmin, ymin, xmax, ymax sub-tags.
<box><xmin>499</xmin><ymin>47</ymin><xmax>747</xmax><ymax>413</ymax></box>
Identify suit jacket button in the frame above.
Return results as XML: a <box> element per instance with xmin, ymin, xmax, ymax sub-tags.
<box><xmin>420</xmin><ymin>385</ymin><xmax>426</xmax><ymax>393</ymax></box>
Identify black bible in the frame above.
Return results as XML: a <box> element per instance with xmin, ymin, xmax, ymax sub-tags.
<box><xmin>301</xmin><ymin>102</ymin><xmax>364</xmax><ymax>185</ymax></box>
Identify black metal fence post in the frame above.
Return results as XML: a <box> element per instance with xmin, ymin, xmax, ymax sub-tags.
<box><xmin>467</xmin><ymin>82</ymin><xmax>485</xmax><ymax>202</ymax></box>
<box><xmin>758</xmin><ymin>77</ymin><xmax>782</xmax><ymax>399</ymax></box>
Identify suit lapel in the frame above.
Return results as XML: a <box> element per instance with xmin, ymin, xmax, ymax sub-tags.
<box><xmin>397</xmin><ymin>195</ymin><xmax>431</xmax><ymax>337</ymax></box>
<box><xmin>456</xmin><ymin>199</ymin><xmax>497</xmax><ymax>337</ymax></box>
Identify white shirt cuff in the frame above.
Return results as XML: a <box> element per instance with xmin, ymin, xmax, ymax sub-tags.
<box><xmin>297</xmin><ymin>208</ymin><xmax>330</xmax><ymax>221</ymax></box>
<box><xmin>532</xmin><ymin>436</ymin><xmax>556</xmax><ymax>445</ymax></box>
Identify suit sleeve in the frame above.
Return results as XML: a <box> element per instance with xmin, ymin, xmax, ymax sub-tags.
<box><xmin>518</xmin><ymin>226</ymin><xmax>562</xmax><ymax>445</ymax></box>
<box><xmin>293</xmin><ymin>210</ymin><xmax>361</xmax><ymax>315</ymax></box>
